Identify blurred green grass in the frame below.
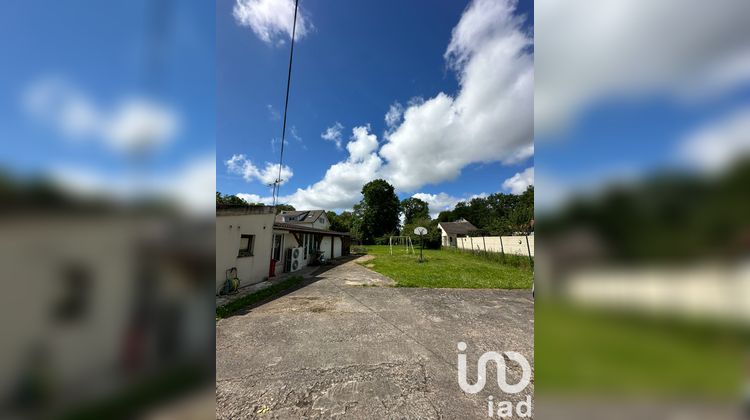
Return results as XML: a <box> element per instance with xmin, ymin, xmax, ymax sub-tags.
<box><xmin>536</xmin><ymin>300</ymin><xmax>748</xmax><ymax>399</ymax></box>
<box><xmin>359</xmin><ymin>245</ymin><xmax>533</xmax><ymax>289</ymax></box>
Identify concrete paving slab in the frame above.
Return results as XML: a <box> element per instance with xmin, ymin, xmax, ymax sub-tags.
<box><xmin>216</xmin><ymin>257</ymin><xmax>534</xmax><ymax>419</ymax></box>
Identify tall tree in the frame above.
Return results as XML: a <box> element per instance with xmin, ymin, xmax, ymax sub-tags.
<box><xmin>275</xmin><ymin>204</ymin><xmax>295</xmax><ymax>214</ymax></box>
<box><xmin>216</xmin><ymin>192</ymin><xmax>250</xmax><ymax>206</ymax></box>
<box><xmin>356</xmin><ymin>179</ymin><xmax>400</xmax><ymax>243</ymax></box>
<box><xmin>436</xmin><ymin>187</ymin><xmax>534</xmax><ymax>236</ymax></box>
<box><xmin>327</xmin><ymin>210</ymin><xmax>353</xmax><ymax>233</ymax></box>
<box><xmin>400</xmin><ymin>197</ymin><xmax>430</xmax><ymax>225</ymax></box>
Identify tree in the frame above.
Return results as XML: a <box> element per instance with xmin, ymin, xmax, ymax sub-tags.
<box><xmin>275</xmin><ymin>204</ymin><xmax>295</xmax><ymax>214</ymax></box>
<box><xmin>431</xmin><ymin>188</ymin><xmax>534</xmax><ymax>236</ymax></box>
<box><xmin>355</xmin><ymin>179</ymin><xmax>400</xmax><ymax>244</ymax></box>
<box><xmin>216</xmin><ymin>192</ymin><xmax>250</xmax><ymax>206</ymax></box>
<box><xmin>327</xmin><ymin>210</ymin><xmax>353</xmax><ymax>233</ymax></box>
<box><xmin>437</xmin><ymin>210</ymin><xmax>455</xmax><ymax>223</ymax></box>
<box><xmin>400</xmin><ymin>197</ymin><xmax>430</xmax><ymax>225</ymax></box>
<box><xmin>401</xmin><ymin>217</ymin><xmax>442</xmax><ymax>249</ymax></box>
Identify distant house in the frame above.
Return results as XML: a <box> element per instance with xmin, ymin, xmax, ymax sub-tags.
<box><xmin>216</xmin><ymin>205</ymin><xmax>349</xmax><ymax>293</ymax></box>
<box><xmin>276</xmin><ymin>210</ymin><xmax>330</xmax><ymax>230</ymax></box>
<box><xmin>438</xmin><ymin>219</ymin><xmax>478</xmax><ymax>248</ymax></box>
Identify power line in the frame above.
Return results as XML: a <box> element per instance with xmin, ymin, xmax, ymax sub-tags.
<box><xmin>273</xmin><ymin>0</ymin><xmax>300</xmax><ymax>206</ymax></box>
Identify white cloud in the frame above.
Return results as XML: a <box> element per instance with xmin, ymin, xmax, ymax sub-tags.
<box><xmin>536</xmin><ymin>0</ymin><xmax>750</xmax><ymax>136</ymax></box>
<box><xmin>384</xmin><ymin>102</ymin><xmax>404</xmax><ymax>130</ymax></box>
<box><xmin>266</xmin><ymin>104</ymin><xmax>280</xmax><ymax>120</ymax></box>
<box><xmin>321</xmin><ymin>122</ymin><xmax>344</xmax><ymax>149</ymax></box>
<box><xmin>678</xmin><ymin>107</ymin><xmax>750</xmax><ymax>173</ymax></box>
<box><xmin>233</xmin><ymin>0</ymin><xmax>312</xmax><ymax>46</ymax></box>
<box><xmin>236</xmin><ymin>193</ymin><xmax>268</xmax><ymax>204</ymax></box>
<box><xmin>502</xmin><ymin>166</ymin><xmax>534</xmax><ymax>194</ymax></box>
<box><xmin>103</xmin><ymin>100</ymin><xmax>179</xmax><ymax>154</ymax></box>
<box><xmin>23</xmin><ymin>77</ymin><xmax>179</xmax><ymax>155</ymax></box>
<box><xmin>171</xmin><ymin>155</ymin><xmax>217</xmax><ymax>216</ymax></box>
<box><xmin>49</xmin><ymin>154</ymin><xmax>215</xmax><ymax>217</ymax></box>
<box><xmin>412</xmin><ymin>192</ymin><xmax>488</xmax><ymax>218</ymax></box>
<box><xmin>248</xmin><ymin>0</ymin><xmax>534</xmax><ymax>211</ymax></box>
<box><xmin>290</xmin><ymin>125</ymin><xmax>302</xmax><ymax>142</ymax></box>
<box><xmin>225</xmin><ymin>154</ymin><xmax>294</xmax><ymax>186</ymax></box>
<box><xmin>346</xmin><ymin>125</ymin><xmax>378</xmax><ymax>161</ymax></box>
<box><xmin>268</xmin><ymin>125</ymin><xmax>383</xmax><ymax>210</ymax></box>
<box><xmin>379</xmin><ymin>0</ymin><xmax>533</xmax><ymax>191</ymax></box>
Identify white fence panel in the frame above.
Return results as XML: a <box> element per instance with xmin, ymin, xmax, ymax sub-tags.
<box><xmin>455</xmin><ymin>235</ymin><xmax>534</xmax><ymax>257</ymax></box>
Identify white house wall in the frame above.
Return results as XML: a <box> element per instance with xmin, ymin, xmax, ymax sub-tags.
<box><xmin>216</xmin><ymin>213</ymin><xmax>275</xmax><ymax>292</ymax></box>
<box><xmin>320</xmin><ymin>236</ymin><xmax>332</xmax><ymax>260</ymax></box>
<box><xmin>333</xmin><ymin>237</ymin><xmax>342</xmax><ymax>258</ymax></box>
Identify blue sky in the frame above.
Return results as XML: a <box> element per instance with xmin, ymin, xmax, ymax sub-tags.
<box><xmin>217</xmin><ymin>0</ymin><xmax>534</xmax><ymax>215</ymax></box>
<box><xmin>534</xmin><ymin>0</ymin><xmax>750</xmax><ymax>211</ymax></box>
<box><xmin>0</xmin><ymin>0</ymin><xmax>215</xmax><ymax>215</ymax></box>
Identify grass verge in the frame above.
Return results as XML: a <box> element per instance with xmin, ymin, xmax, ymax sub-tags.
<box><xmin>216</xmin><ymin>275</ymin><xmax>305</xmax><ymax>319</ymax></box>
<box><xmin>359</xmin><ymin>245</ymin><xmax>532</xmax><ymax>289</ymax></box>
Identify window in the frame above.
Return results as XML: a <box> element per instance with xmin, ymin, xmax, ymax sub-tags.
<box><xmin>238</xmin><ymin>234</ymin><xmax>254</xmax><ymax>257</ymax></box>
<box><xmin>272</xmin><ymin>234</ymin><xmax>283</xmax><ymax>261</ymax></box>
<box><xmin>308</xmin><ymin>234</ymin><xmax>316</xmax><ymax>255</ymax></box>
<box><xmin>54</xmin><ymin>262</ymin><xmax>92</xmax><ymax>323</ymax></box>
<box><xmin>302</xmin><ymin>233</ymin><xmax>316</xmax><ymax>259</ymax></box>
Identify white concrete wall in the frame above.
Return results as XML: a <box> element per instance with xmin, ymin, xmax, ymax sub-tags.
<box><xmin>565</xmin><ymin>264</ymin><xmax>750</xmax><ymax>324</ymax></box>
<box><xmin>216</xmin><ymin>212</ymin><xmax>275</xmax><ymax>292</ymax></box>
<box><xmin>320</xmin><ymin>236</ymin><xmax>332</xmax><ymax>260</ymax></box>
<box><xmin>333</xmin><ymin>237</ymin><xmax>342</xmax><ymax>258</ymax></box>
<box><xmin>455</xmin><ymin>235</ymin><xmax>534</xmax><ymax>257</ymax></box>
<box><xmin>313</xmin><ymin>235</ymin><xmax>344</xmax><ymax>260</ymax></box>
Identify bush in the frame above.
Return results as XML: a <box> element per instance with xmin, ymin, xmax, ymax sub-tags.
<box><xmin>351</xmin><ymin>245</ymin><xmax>368</xmax><ymax>254</ymax></box>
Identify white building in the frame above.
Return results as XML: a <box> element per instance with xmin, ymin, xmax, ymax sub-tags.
<box><xmin>216</xmin><ymin>206</ymin><xmax>349</xmax><ymax>293</ymax></box>
<box><xmin>438</xmin><ymin>219</ymin><xmax>478</xmax><ymax>248</ymax></box>
<box><xmin>216</xmin><ymin>205</ymin><xmax>276</xmax><ymax>293</ymax></box>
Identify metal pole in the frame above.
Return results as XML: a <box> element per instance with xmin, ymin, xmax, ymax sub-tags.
<box><xmin>525</xmin><ymin>235</ymin><xmax>533</xmax><ymax>268</ymax></box>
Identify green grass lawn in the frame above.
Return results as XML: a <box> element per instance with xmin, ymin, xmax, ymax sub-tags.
<box><xmin>536</xmin><ymin>300</ymin><xmax>748</xmax><ymax>399</ymax></box>
<box><xmin>357</xmin><ymin>245</ymin><xmax>532</xmax><ymax>289</ymax></box>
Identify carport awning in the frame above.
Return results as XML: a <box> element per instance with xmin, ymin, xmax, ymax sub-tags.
<box><xmin>273</xmin><ymin>223</ymin><xmax>350</xmax><ymax>237</ymax></box>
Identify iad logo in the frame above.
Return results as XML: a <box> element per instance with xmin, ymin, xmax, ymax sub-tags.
<box><xmin>457</xmin><ymin>342</ymin><xmax>532</xmax><ymax>418</ymax></box>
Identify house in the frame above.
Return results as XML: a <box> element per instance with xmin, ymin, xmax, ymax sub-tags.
<box><xmin>276</xmin><ymin>210</ymin><xmax>330</xmax><ymax>230</ymax></box>
<box><xmin>438</xmin><ymin>218</ymin><xmax>478</xmax><ymax>248</ymax></box>
<box><xmin>216</xmin><ymin>205</ymin><xmax>349</xmax><ymax>293</ymax></box>
<box><xmin>2</xmin><ymin>213</ymin><xmax>213</xmax><ymax>414</ymax></box>
<box><xmin>216</xmin><ymin>204</ymin><xmax>276</xmax><ymax>293</ymax></box>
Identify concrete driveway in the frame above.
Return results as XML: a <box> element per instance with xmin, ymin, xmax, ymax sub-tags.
<box><xmin>216</xmin><ymin>256</ymin><xmax>534</xmax><ymax>419</ymax></box>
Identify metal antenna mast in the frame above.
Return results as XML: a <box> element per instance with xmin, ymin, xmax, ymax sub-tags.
<box><xmin>272</xmin><ymin>0</ymin><xmax>300</xmax><ymax>206</ymax></box>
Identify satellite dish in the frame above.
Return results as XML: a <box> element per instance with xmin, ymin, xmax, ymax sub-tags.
<box><xmin>414</xmin><ymin>226</ymin><xmax>427</xmax><ymax>235</ymax></box>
